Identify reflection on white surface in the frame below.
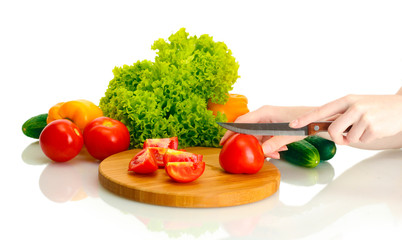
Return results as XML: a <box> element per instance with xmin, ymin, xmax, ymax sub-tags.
<box><xmin>255</xmin><ymin>149</ymin><xmax>402</xmax><ymax>239</ymax></box>
<box><xmin>270</xmin><ymin>158</ymin><xmax>335</xmax><ymax>186</ymax></box>
<box><xmin>21</xmin><ymin>141</ymin><xmax>51</xmax><ymax>165</ymax></box>
<box><xmin>40</xmin><ymin>160</ymin><xmax>84</xmax><ymax>202</ymax></box>
<box><xmin>22</xmin><ymin>142</ymin><xmax>402</xmax><ymax>239</ymax></box>
<box><xmin>38</xmin><ymin>157</ymin><xmax>100</xmax><ymax>202</ymax></box>
<box><xmin>25</xmin><ymin>142</ymin><xmax>101</xmax><ymax>203</ymax></box>
<box><xmin>98</xmin><ymin>181</ymin><xmax>280</xmax><ymax>238</ymax></box>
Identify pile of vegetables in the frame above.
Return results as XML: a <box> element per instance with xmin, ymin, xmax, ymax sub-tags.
<box><xmin>280</xmin><ymin>136</ymin><xmax>337</xmax><ymax>168</ymax></box>
<box><xmin>22</xmin><ymin>28</ymin><xmax>337</xmax><ymax>174</ymax></box>
<box><xmin>100</xmin><ymin>28</ymin><xmax>240</xmax><ymax>149</ymax></box>
<box><xmin>22</xmin><ymin>99</ymin><xmax>131</xmax><ymax>162</ymax></box>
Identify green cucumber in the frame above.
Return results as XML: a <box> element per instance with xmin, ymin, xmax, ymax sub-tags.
<box><xmin>304</xmin><ymin>135</ymin><xmax>336</xmax><ymax>161</ymax></box>
<box><xmin>22</xmin><ymin>113</ymin><xmax>48</xmax><ymax>139</ymax></box>
<box><xmin>279</xmin><ymin>140</ymin><xmax>320</xmax><ymax>168</ymax></box>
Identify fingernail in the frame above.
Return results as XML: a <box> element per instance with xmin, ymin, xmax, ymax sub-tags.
<box><xmin>277</xmin><ymin>145</ymin><xmax>288</xmax><ymax>152</ymax></box>
<box><xmin>289</xmin><ymin>120</ymin><xmax>298</xmax><ymax>128</ymax></box>
<box><xmin>266</xmin><ymin>152</ymin><xmax>280</xmax><ymax>159</ymax></box>
<box><xmin>272</xmin><ymin>152</ymin><xmax>280</xmax><ymax>159</ymax></box>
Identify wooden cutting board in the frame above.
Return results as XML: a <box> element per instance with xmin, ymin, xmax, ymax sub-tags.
<box><xmin>98</xmin><ymin>147</ymin><xmax>280</xmax><ymax>208</ymax></box>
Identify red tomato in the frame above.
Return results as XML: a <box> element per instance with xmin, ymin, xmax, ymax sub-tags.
<box><xmin>143</xmin><ymin>137</ymin><xmax>178</xmax><ymax>149</ymax></box>
<box><xmin>39</xmin><ymin>119</ymin><xmax>84</xmax><ymax>162</ymax></box>
<box><xmin>164</xmin><ymin>149</ymin><xmax>205</xmax><ymax>182</ymax></box>
<box><xmin>128</xmin><ymin>149</ymin><xmax>158</xmax><ymax>174</ymax></box>
<box><xmin>219</xmin><ymin>134</ymin><xmax>265</xmax><ymax>174</ymax></box>
<box><xmin>83</xmin><ymin>117</ymin><xmax>130</xmax><ymax>160</ymax></box>
<box><xmin>165</xmin><ymin>161</ymin><xmax>205</xmax><ymax>183</ymax></box>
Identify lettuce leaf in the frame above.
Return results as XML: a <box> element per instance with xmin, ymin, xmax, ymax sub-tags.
<box><xmin>100</xmin><ymin>28</ymin><xmax>239</xmax><ymax>148</ymax></box>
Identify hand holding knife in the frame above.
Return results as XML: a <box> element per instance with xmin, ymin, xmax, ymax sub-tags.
<box><xmin>218</xmin><ymin>121</ymin><xmax>351</xmax><ymax>159</ymax></box>
<box><xmin>218</xmin><ymin>89</ymin><xmax>402</xmax><ymax>158</ymax></box>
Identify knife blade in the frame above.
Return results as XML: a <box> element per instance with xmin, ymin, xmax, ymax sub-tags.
<box><xmin>217</xmin><ymin>121</ymin><xmax>340</xmax><ymax>136</ymax></box>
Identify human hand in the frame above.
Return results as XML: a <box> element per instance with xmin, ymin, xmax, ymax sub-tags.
<box><xmin>289</xmin><ymin>94</ymin><xmax>402</xmax><ymax>145</ymax></box>
<box><xmin>220</xmin><ymin>105</ymin><xmax>312</xmax><ymax>159</ymax></box>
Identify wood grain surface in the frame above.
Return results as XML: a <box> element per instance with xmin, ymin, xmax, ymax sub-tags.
<box><xmin>98</xmin><ymin>147</ymin><xmax>280</xmax><ymax>208</ymax></box>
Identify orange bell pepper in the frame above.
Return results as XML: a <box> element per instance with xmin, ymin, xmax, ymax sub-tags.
<box><xmin>207</xmin><ymin>94</ymin><xmax>249</xmax><ymax>122</ymax></box>
<box><xmin>47</xmin><ymin>99</ymin><xmax>103</xmax><ymax>130</ymax></box>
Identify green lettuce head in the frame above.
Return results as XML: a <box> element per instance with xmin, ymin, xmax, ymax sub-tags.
<box><xmin>100</xmin><ymin>28</ymin><xmax>240</xmax><ymax>148</ymax></box>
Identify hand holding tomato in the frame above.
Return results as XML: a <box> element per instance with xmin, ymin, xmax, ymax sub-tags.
<box><xmin>84</xmin><ymin>117</ymin><xmax>130</xmax><ymax>160</ymax></box>
<box><xmin>40</xmin><ymin>119</ymin><xmax>84</xmax><ymax>162</ymax></box>
<box><xmin>219</xmin><ymin>134</ymin><xmax>265</xmax><ymax>174</ymax></box>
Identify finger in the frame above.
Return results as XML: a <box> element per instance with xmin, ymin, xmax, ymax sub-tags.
<box><xmin>261</xmin><ymin>135</ymin><xmax>305</xmax><ymax>156</ymax></box>
<box><xmin>290</xmin><ymin>96</ymin><xmax>352</xmax><ymax>128</ymax></box>
<box><xmin>326</xmin><ymin>109</ymin><xmax>359</xmax><ymax>145</ymax></box>
<box><xmin>327</xmin><ymin>125</ymin><xmax>349</xmax><ymax>145</ymax></box>
<box><xmin>266</xmin><ymin>151</ymin><xmax>280</xmax><ymax>159</ymax></box>
<box><xmin>261</xmin><ymin>135</ymin><xmax>273</xmax><ymax>143</ymax></box>
<box><xmin>355</xmin><ymin>110</ymin><xmax>386</xmax><ymax>144</ymax></box>
<box><xmin>265</xmin><ymin>146</ymin><xmax>288</xmax><ymax>160</ymax></box>
<box><xmin>255</xmin><ymin>135</ymin><xmax>263</xmax><ymax>144</ymax></box>
<box><xmin>359</xmin><ymin>130</ymin><xmax>376</xmax><ymax>143</ymax></box>
<box><xmin>220</xmin><ymin>130</ymin><xmax>236</xmax><ymax>145</ymax></box>
<box><xmin>234</xmin><ymin>107</ymin><xmax>266</xmax><ymax>124</ymax></box>
<box><xmin>323</xmin><ymin>113</ymin><xmax>341</xmax><ymax>121</ymax></box>
<box><xmin>345</xmin><ymin>118</ymin><xmax>368</xmax><ymax>144</ymax></box>
<box><xmin>277</xmin><ymin>145</ymin><xmax>288</xmax><ymax>151</ymax></box>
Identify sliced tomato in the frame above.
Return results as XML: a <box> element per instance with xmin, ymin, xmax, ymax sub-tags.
<box><xmin>147</xmin><ymin>147</ymin><xmax>168</xmax><ymax>168</ymax></box>
<box><xmin>164</xmin><ymin>149</ymin><xmax>205</xmax><ymax>183</ymax></box>
<box><xmin>163</xmin><ymin>149</ymin><xmax>203</xmax><ymax>166</ymax></box>
<box><xmin>165</xmin><ymin>161</ymin><xmax>205</xmax><ymax>183</ymax></box>
<box><xmin>143</xmin><ymin>137</ymin><xmax>178</xmax><ymax>149</ymax></box>
<box><xmin>128</xmin><ymin>149</ymin><xmax>158</xmax><ymax>174</ymax></box>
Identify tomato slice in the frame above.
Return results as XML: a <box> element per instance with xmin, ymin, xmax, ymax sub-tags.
<box><xmin>130</xmin><ymin>138</ymin><xmax>205</xmax><ymax>182</ymax></box>
<box><xmin>128</xmin><ymin>149</ymin><xmax>158</xmax><ymax>174</ymax></box>
<box><xmin>147</xmin><ymin>147</ymin><xmax>168</xmax><ymax>168</ymax></box>
<box><xmin>165</xmin><ymin>161</ymin><xmax>205</xmax><ymax>183</ymax></box>
<box><xmin>163</xmin><ymin>149</ymin><xmax>203</xmax><ymax>166</ymax></box>
<box><xmin>163</xmin><ymin>149</ymin><xmax>205</xmax><ymax>182</ymax></box>
<box><xmin>143</xmin><ymin>137</ymin><xmax>178</xmax><ymax>149</ymax></box>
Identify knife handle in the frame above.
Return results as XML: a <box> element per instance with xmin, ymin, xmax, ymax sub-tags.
<box><xmin>308</xmin><ymin>121</ymin><xmax>351</xmax><ymax>135</ymax></box>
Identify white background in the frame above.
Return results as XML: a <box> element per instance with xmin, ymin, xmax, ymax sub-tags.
<box><xmin>1</xmin><ymin>0</ymin><xmax>402</xmax><ymax>239</ymax></box>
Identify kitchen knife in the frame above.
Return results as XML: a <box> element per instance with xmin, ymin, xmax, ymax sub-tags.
<box><xmin>217</xmin><ymin>121</ymin><xmax>350</xmax><ymax>136</ymax></box>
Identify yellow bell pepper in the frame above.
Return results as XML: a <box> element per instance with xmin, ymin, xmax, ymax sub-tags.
<box><xmin>207</xmin><ymin>93</ymin><xmax>249</xmax><ymax>122</ymax></box>
<box><xmin>47</xmin><ymin>99</ymin><xmax>103</xmax><ymax>130</ymax></box>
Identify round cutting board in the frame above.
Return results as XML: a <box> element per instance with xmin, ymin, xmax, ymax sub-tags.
<box><xmin>98</xmin><ymin>147</ymin><xmax>280</xmax><ymax>208</ymax></box>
